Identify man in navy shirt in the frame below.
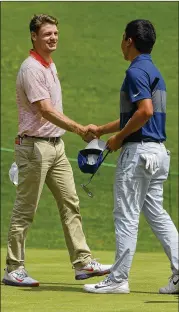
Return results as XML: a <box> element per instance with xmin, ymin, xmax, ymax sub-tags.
<box><xmin>84</xmin><ymin>19</ymin><xmax>179</xmax><ymax>294</ymax></box>
<box><xmin>120</xmin><ymin>54</ymin><xmax>166</xmax><ymax>144</ymax></box>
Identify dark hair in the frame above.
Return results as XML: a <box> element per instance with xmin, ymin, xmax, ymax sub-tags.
<box><xmin>125</xmin><ymin>19</ymin><xmax>156</xmax><ymax>53</ymax></box>
<box><xmin>29</xmin><ymin>14</ymin><xmax>58</xmax><ymax>33</ymax></box>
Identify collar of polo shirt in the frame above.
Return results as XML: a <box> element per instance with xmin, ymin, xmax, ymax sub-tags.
<box><xmin>29</xmin><ymin>49</ymin><xmax>53</xmax><ymax>68</ymax></box>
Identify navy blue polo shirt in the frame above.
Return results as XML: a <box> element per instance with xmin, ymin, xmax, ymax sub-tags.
<box><xmin>120</xmin><ymin>54</ymin><xmax>166</xmax><ymax>143</ymax></box>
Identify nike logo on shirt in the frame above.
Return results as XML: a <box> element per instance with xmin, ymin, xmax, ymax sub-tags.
<box><xmin>133</xmin><ymin>92</ymin><xmax>140</xmax><ymax>97</ymax></box>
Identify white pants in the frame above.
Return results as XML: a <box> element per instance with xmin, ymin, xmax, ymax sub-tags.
<box><xmin>110</xmin><ymin>142</ymin><xmax>179</xmax><ymax>282</ymax></box>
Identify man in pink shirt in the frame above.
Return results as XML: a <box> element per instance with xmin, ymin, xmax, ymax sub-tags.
<box><xmin>2</xmin><ymin>14</ymin><xmax>111</xmax><ymax>287</ymax></box>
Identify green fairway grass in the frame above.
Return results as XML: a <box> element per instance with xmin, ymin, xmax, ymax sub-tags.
<box><xmin>1</xmin><ymin>248</ymin><xmax>178</xmax><ymax>312</ymax></box>
<box><xmin>1</xmin><ymin>1</ymin><xmax>178</xmax><ymax>252</ymax></box>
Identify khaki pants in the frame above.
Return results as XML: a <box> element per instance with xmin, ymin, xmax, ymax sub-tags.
<box><xmin>6</xmin><ymin>137</ymin><xmax>91</xmax><ymax>271</ymax></box>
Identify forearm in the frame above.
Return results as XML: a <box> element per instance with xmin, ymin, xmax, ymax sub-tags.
<box><xmin>42</xmin><ymin>108</ymin><xmax>84</xmax><ymax>136</ymax></box>
<box><xmin>98</xmin><ymin>119</ymin><xmax>120</xmax><ymax>135</ymax></box>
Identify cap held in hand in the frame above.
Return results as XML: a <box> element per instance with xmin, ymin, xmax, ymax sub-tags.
<box><xmin>78</xmin><ymin>139</ymin><xmax>106</xmax><ymax>174</ymax></box>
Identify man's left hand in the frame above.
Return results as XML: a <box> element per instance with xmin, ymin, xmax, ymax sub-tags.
<box><xmin>106</xmin><ymin>133</ymin><xmax>124</xmax><ymax>152</ymax></box>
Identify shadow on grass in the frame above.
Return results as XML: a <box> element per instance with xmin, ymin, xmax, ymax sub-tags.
<box><xmin>2</xmin><ymin>282</ymin><xmax>179</xmax><ymax>297</ymax></box>
<box><xmin>40</xmin><ymin>282</ymin><xmax>83</xmax><ymax>286</ymax></box>
<box><xmin>145</xmin><ymin>301</ymin><xmax>178</xmax><ymax>304</ymax></box>
<box><xmin>131</xmin><ymin>290</ymin><xmax>159</xmax><ymax>295</ymax></box>
<box><xmin>145</xmin><ymin>294</ymin><xmax>179</xmax><ymax>303</ymax></box>
<box><xmin>1</xmin><ymin>282</ymin><xmax>83</xmax><ymax>286</ymax></box>
<box><xmin>19</xmin><ymin>286</ymin><xmax>179</xmax><ymax>299</ymax></box>
<box><xmin>19</xmin><ymin>283</ymin><xmax>84</xmax><ymax>293</ymax></box>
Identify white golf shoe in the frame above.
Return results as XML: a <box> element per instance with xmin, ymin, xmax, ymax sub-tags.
<box><xmin>2</xmin><ymin>268</ymin><xmax>39</xmax><ymax>287</ymax></box>
<box><xmin>159</xmin><ymin>274</ymin><xmax>179</xmax><ymax>294</ymax></box>
<box><xmin>83</xmin><ymin>275</ymin><xmax>130</xmax><ymax>294</ymax></box>
<box><xmin>75</xmin><ymin>260</ymin><xmax>111</xmax><ymax>280</ymax></box>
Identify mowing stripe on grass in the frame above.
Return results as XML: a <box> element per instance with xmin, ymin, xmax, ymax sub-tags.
<box><xmin>1</xmin><ymin>147</ymin><xmax>115</xmax><ymax>168</ymax></box>
<box><xmin>1</xmin><ymin>147</ymin><xmax>178</xmax><ymax>175</ymax></box>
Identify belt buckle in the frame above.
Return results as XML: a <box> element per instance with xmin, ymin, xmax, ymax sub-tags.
<box><xmin>50</xmin><ymin>137</ymin><xmax>57</xmax><ymax>144</ymax></box>
<box><xmin>48</xmin><ymin>137</ymin><xmax>54</xmax><ymax>143</ymax></box>
<box><xmin>48</xmin><ymin>137</ymin><xmax>59</xmax><ymax>144</ymax></box>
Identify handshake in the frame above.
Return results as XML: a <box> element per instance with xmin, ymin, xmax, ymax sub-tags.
<box><xmin>76</xmin><ymin>120</ymin><xmax>124</xmax><ymax>152</ymax></box>
<box><xmin>80</xmin><ymin>124</ymin><xmax>101</xmax><ymax>143</ymax></box>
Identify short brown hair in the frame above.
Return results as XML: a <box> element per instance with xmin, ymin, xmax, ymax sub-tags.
<box><xmin>29</xmin><ymin>14</ymin><xmax>58</xmax><ymax>33</ymax></box>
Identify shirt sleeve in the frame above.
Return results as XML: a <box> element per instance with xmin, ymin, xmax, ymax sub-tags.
<box><xmin>126</xmin><ymin>68</ymin><xmax>151</xmax><ymax>103</ymax></box>
<box><xmin>21</xmin><ymin>68</ymin><xmax>50</xmax><ymax>103</ymax></box>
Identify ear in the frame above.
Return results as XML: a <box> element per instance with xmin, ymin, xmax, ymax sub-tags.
<box><xmin>126</xmin><ymin>38</ymin><xmax>133</xmax><ymax>47</ymax></box>
<box><xmin>31</xmin><ymin>32</ymin><xmax>37</xmax><ymax>42</ymax></box>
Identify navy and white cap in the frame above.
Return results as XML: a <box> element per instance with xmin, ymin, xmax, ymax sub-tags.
<box><xmin>78</xmin><ymin>139</ymin><xmax>106</xmax><ymax>174</ymax></box>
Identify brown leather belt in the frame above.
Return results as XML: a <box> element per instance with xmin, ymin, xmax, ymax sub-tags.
<box><xmin>21</xmin><ymin>135</ymin><xmax>61</xmax><ymax>143</ymax></box>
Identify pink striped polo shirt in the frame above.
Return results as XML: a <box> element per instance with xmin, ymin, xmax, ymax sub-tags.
<box><xmin>16</xmin><ymin>50</ymin><xmax>65</xmax><ymax>137</ymax></box>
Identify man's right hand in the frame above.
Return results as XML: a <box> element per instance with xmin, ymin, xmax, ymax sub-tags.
<box><xmin>86</xmin><ymin>124</ymin><xmax>101</xmax><ymax>138</ymax></box>
<box><xmin>81</xmin><ymin>125</ymin><xmax>97</xmax><ymax>142</ymax></box>
<box><xmin>77</xmin><ymin>124</ymin><xmax>99</xmax><ymax>142</ymax></box>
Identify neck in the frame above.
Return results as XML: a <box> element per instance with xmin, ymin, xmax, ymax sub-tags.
<box><xmin>128</xmin><ymin>50</ymin><xmax>141</xmax><ymax>62</ymax></box>
<box><xmin>33</xmin><ymin>47</ymin><xmax>51</xmax><ymax>63</ymax></box>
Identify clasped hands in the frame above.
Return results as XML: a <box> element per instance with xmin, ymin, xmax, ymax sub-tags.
<box><xmin>81</xmin><ymin>124</ymin><xmax>100</xmax><ymax>142</ymax></box>
<box><xmin>80</xmin><ymin>124</ymin><xmax>124</xmax><ymax>152</ymax></box>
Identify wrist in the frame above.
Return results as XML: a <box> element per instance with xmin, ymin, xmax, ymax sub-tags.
<box><xmin>116</xmin><ymin>130</ymin><xmax>126</xmax><ymax>141</ymax></box>
<box><xmin>77</xmin><ymin>125</ymin><xmax>85</xmax><ymax>137</ymax></box>
<box><xmin>98</xmin><ymin>125</ymin><xmax>104</xmax><ymax>136</ymax></box>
